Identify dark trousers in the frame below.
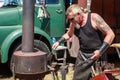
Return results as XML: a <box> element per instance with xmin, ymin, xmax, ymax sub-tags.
<box><xmin>73</xmin><ymin>51</ymin><xmax>95</xmax><ymax>80</ymax></box>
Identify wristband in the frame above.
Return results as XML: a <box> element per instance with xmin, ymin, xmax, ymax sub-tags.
<box><xmin>99</xmin><ymin>42</ymin><xmax>109</xmax><ymax>54</ymax></box>
<box><xmin>58</xmin><ymin>37</ymin><xmax>65</xmax><ymax>44</ymax></box>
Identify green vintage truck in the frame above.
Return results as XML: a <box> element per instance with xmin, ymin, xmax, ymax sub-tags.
<box><xmin>0</xmin><ymin>0</ymin><xmax>65</xmax><ymax>67</ymax></box>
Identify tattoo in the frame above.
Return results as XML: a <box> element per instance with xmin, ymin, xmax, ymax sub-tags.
<box><xmin>95</xmin><ymin>14</ymin><xmax>110</xmax><ymax>32</ymax></box>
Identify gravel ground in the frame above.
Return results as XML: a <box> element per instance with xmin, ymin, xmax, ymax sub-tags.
<box><xmin>0</xmin><ymin>63</ymin><xmax>74</xmax><ymax>80</ymax></box>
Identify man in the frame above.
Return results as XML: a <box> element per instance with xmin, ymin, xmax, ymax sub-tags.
<box><xmin>52</xmin><ymin>4</ymin><xmax>115</xmax><ymax>80</ymax></box>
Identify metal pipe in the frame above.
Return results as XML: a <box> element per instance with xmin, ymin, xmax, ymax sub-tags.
<box><xmin>87</xmin><ymin>0</ymin><xmax>91</xmax><ymax>11</ymax></box>
<box><xmin>22</xmin><ymin>0</ymin><xmax>35</xmax><ymax>52</ymax></box>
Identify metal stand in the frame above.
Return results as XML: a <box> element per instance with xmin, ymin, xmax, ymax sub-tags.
<box><xmin>54</xmin><ymin>46</ymin><xmax>68</xmax><ymax>80</ymax></box>
<box><xmin>60</xmin><ymin>65</ymin><xmax>68</xmax><ymax>80</ymax></box>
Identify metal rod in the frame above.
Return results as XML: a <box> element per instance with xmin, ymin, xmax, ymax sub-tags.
<box><xmin>87</xmin><ymin>0</ymin><xmax>91</xmax><ymax>11</ymax></box>
<box><xmin>22</xmin><ymin>0</ymin><xmax>35</xmax><ymax>52</ymax></box>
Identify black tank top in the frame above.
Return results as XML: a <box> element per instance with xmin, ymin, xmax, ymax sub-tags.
<box><xmin>74</xmin><ymin>13</ymin><xmax>103</xmax><ymax>53</ymax></box>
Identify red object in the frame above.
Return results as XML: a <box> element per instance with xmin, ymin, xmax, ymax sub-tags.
<box><xmin>93</xmin><ymin>70</ymin><xmax>120</xmax><ymax>80</ymax></box>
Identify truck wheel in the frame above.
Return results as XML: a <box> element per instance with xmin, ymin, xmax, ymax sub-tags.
<box><xmin>10</xmin><ymin>40</ymin><xmax>52</xmax><ymax>73</ymax></box>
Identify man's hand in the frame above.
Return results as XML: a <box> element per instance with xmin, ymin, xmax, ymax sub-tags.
<box><xmin>90</xmin><ymin>50</ymin><xmax>101</xmax><ymax>61</ymax></box>
<box><xmin>52</xmin><ymin>42</ymin><xmax>60</xmax><ymax>50</ymax></box>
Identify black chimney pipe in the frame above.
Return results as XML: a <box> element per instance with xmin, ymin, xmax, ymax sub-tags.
<box><xmin>22</xmin><ymin>0</ymin><xmax>35</xmax><ymax>52</ymax></box>
<box><xmin>13</xmin><ymin>1</ymin><xmax>48</xmax><ymax>79</ymax></box>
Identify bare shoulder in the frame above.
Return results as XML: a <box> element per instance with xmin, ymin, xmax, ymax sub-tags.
<box><xmin>91</xmin><ymin>13</ymin><xmax>111</xmax><ymax>32</ymax></box>
<box><xmin>90</xmin><ymin>13</ymin><xmax>101</xmax><ymax>29</ymax></box>
<box><xmin>91</xmin><ymin>13</ymin><xmax>105</xmax><ymax>24</ymax></box>
<box><xmin>91</xmin><ymin>13</ymin><xmax>101</xmax><ymax>20</ymax></box>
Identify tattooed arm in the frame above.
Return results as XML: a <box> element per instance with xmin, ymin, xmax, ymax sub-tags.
<box><xmin>90</xmin><ymin>13</ymin><xmax>115</xmax><ymax>60</ymax></box>
<box><xmin>94</xmin><ymin>13</ymin><xmax>115</xmax><ymax>45</ymax></box>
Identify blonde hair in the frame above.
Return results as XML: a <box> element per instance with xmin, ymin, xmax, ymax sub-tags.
<box><xmin>66</xmin><ymin>4</ymin><xmax>90</xmax><ymax>16</ymax></box>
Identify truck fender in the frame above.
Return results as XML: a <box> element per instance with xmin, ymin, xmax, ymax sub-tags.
<box><xmin>1</xmin><ymin>29</ymin><xmax>22</xmax><ymax>63</ymax></box>
<box><xmin>1</xmin><ymin>27</ymin><xmax>52</xmax><ymax>63</ymax></box>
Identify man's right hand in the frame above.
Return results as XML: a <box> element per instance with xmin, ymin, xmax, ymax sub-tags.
<box><xmin>90</xmin><ymin>50</ymin><xmax>101</xmax><ymax>61</ymax></box>
<box><xmin>52</xmin><ymin>42</ymin><xmax>60</xmax><ymax>50</ymax></box>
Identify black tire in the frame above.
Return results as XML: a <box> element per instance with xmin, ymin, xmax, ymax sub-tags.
<box><xmin>10</xmin><ymin>40</ymin><xmax>52</xmax><ymax>73</ymax></box>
